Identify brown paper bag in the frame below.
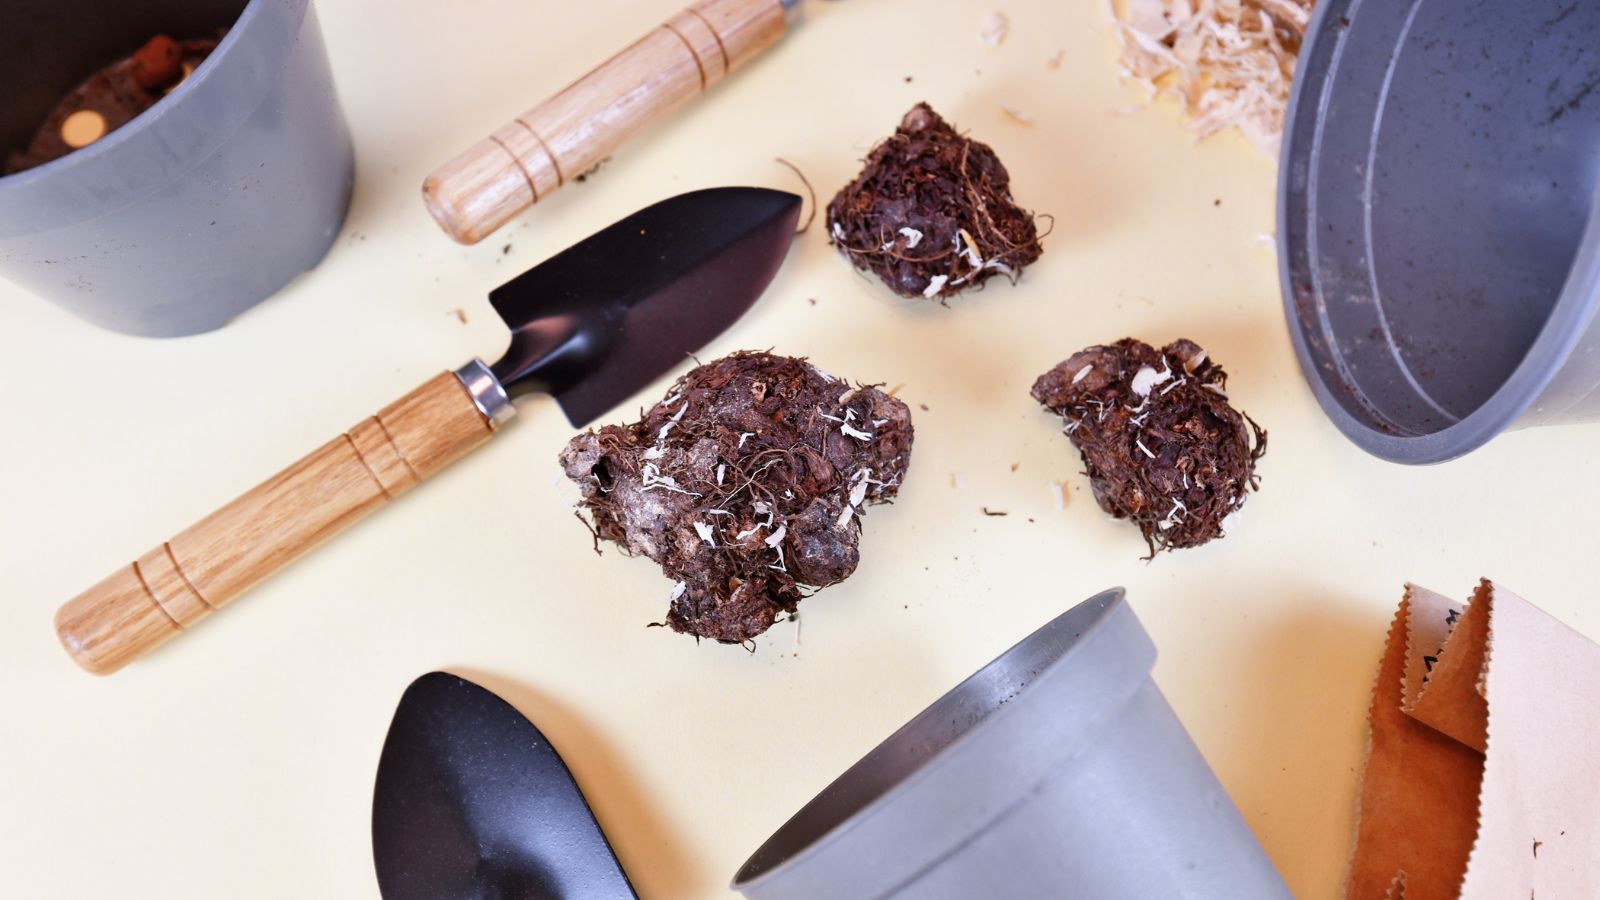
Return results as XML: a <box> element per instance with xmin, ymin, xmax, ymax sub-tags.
<box><xmin>1345</xmin><ymin>580</ymin><xmax>1600</xmax><ymax>899</ymax></box>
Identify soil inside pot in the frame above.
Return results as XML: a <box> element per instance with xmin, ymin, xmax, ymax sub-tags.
<box><xmin>5</xmin><ymin>32</ymin><xmax>223</xmax><ymax>175</ymax></box>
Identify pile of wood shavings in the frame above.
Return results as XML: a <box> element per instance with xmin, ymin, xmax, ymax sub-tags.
<box><xmin>1110</xmin><ymin>0</ymin><xmax>1314</xmax><ymax>156</ymax></box>
<box><xmin>560</xmin><ymin>352</ymin><xmax>913</xmax><ymax>645</ymax></box>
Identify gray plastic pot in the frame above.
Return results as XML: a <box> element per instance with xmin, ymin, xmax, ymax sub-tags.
<box><xmin>732</xmin><ymin>589</ymin><xmax>1289</xmax><ymax>900</ymax></box>
<box><xmin>1280</xmin><ymin>0</ymin><xmax>1600</xmax><ymax>463</ymax></box>
<box><xmin>0</xmin><ymin>0</ymin><xmax>353</xmax><ymax>337</ymax></box>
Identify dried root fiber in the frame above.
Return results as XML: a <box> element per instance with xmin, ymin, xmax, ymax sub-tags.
<box><xmin>561</xmin><ymin>351</ymin><xmax>914</xmax><ymax>644</ymax></box>
<box><xmin>1032</xmin><ymin>338</ymin><xmax>1265</xmax><ymax>556</ymax></box>
<box><xmin>827</xmin><ymin>103</ymin><xmax>1042</xmax><ymax>301</ymax></box>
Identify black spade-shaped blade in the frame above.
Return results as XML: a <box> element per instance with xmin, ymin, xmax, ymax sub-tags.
<box><xmin>485</xmin><ymin>186</ymin><xmax>802</xmax><ymax>426</ymax></box>
<box><xmin>373</xmin><ymin>672</ymin><xmax>635</xmax><ymax>900</ymax></box>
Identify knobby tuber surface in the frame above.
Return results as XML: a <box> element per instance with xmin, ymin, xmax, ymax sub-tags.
<box><xmin>826</xmin><ymin>103</ymin><xmax>1042</xmax><ymax>301</ymax></box>
<box><xmin>1032</xmin><ymin>339</ymin><xmax>1265</xmax><ymax>556</ymax></box>
<box><xmin>561</xmin><ymin>352</ymin><xmax>914</xmax><ymax>643</ymax></box>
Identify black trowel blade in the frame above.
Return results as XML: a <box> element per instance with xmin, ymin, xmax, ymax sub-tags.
<box><xmin>372</xmin><ymin>672</ymin><xmax>636</xmax><ymax>900</ymax></box>
<box><xmin>487</xmin><ymin>187</ymin><xmax>803</xmax><ymax>426</ymax></box>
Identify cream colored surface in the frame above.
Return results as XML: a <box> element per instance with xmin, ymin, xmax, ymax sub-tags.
<box><xmin>2</xmin><ymin>1</ymin><xmax>1597</xmax><ymax>897</ymax></box>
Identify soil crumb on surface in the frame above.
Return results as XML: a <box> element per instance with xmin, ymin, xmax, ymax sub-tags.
<box><xmin>826</xmin><ymin>103</ymin><xmax>1042</xmax><ymax>302</ymax></box>
<box><xmin>561</xmin><ymin>352</ymin><xmax>914</xmax><ymax>643</ymax></box>
<box><xmin>1032</xmin><ymin>338</ymin><xmax>1265</xmax><ymax>556</ymax></box>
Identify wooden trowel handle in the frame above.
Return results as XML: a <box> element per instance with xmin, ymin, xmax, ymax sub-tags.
<box><xmin>423</xmin><ymin>0</ymin><xmax>788</xmax><ymax>244</ymax></box>
<box><xmin>55</xmin><ymin>371</ymin><xmax>501</xmax><ymax>675</ymax></box>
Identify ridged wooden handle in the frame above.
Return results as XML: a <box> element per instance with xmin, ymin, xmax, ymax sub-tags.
<box><xmin>55</xmin><ymin>372</ymin><xmax>497</xmax><ymax>675</ymax></box>
<box><xmin>423</xmin><ymin>0</ymin><xmax>787</xmax><ymax>244</ymax></box>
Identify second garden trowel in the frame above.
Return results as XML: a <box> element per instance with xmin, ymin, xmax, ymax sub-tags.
<box><xmin>373</xmin><ymin>672</ymin><xmax>635</xmax><ymax>900</ymax></box>
<box><xmin>55</xmin><ymin>187</ymin><xmax>803</xmax><ymax>675</ymax></box>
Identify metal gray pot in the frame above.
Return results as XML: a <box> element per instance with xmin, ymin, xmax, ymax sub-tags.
<box><xmin>0</xmin><ymin>0</ymin><xmax>353</xmax><ymax>337</ymax></box>
<box><xmin>1280</xmin><ymin>0</ymin><xmax>1600</xmax><ymax>463</ymax></box>
<box><xmin>732</xmin><ymin>589</ymin><xmax>1289</xmax><ymax>900</ymax></box>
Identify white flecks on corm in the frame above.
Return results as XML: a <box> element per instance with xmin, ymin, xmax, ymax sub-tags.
<box><xmin>841</xmin><ymin>421</ymin><xmax>875</xmax><ymax>442</ymax></box>
<box><xmin>765</xmin><ymin>523</ymin><xmax>788</xmax><ymax>571</ymax></box>
<box><xmin>1130</xmin><ymin>364</ymin><xmax>1173</xmax><ymax>397</ymax></box>
<box><xmin>640</xmin><ymin>463</ymin><xmax>701</xmax><ymax>496</ymax></box>
<box><xmin>693</xmin><ymin>521</ymin><xmax>716</xmax><ymax>546</ymax></box>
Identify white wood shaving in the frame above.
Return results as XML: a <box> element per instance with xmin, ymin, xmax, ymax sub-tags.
<box><xmin>841</xmin><ymin>421</ymin><xmax>875</xmax><ymax>442</ymax></box>
<box><xmin>831</xmin><ymin>221</ymin><xmax>846</xmax><ymax>241</ymax></box>
<box><xmin>1109</xmin><ymin>0</ymin><xmax>1314</xmax><ymax>157</ymax></box>
<box><xmin>657</xmin><ymin>400</ymin><xmax>689</xmax><ymax>440</ymax></box>
<box><xmin>1130</xmin><ymin>364</ymin><xmax>1172</xmax><ymax>397</ymax></box>
<box><xmin>640</xmin><ymin>463</ymin><xmax>700</xmax><ymax>496</ymax></box>
<box><xmin>923</xmin><ymin>274</ymin><xmax>949</xmax><ymax>298</ymax></box>
<box><xmin>1136</xmin><ymin>438</ymin><xmax>1157</xmax><ymax>459</ymax></box>
<box><xmin>838</xmin><ymin>388</ymin><xmax>858</xmax><ymax>404</ymax></box>
<box><xmin>956</xmin><ymin>229</ymin><xmax>984</xmax><ymax>268</ymax></box>
<box><xmin>1072</xmin><ymin>365</ymin><xmax>1092</xmax><ymax>384</ymax></box>
<box><xmin>694</xmin><ymin>521</ymin><xmax>716</xmax><ymax>546</ymax></box>
<box><xmin>1051</xmin><ymin>482</ymin><xmax>1066</xmax><ymax>510</ymax></box>
<box><xmin>898</xmin><ymin>227</ymin><xmax>924</xmax><ymax>248</ymax></box>
<box><xmin>765</xmin><ymin>523</ymin><xmax>788</xmax><ymax>571</ymax></box>
<box><xmin>981</xmin><ymin>11</ymin><xmax>1009</xmax><ymax>47</ymax></box>
<box><xmin>738</xmin><ymin>431</ymin><xmax>755</xmax><ymax>448</ymax></box>
<box><xmin>716</xmin><ymin>463</ymin><xmax>726</xmax><ymax>485</ymax></box>
<box><xmin>849</xmin><ymin>477</ymin><xmax>870</xmax><ymax>509</ymax></box>
<box><xmin>1000</xmin><ymin>102</ymin><xmax>1034</xmax><ymax>125</ymax></box>
<box><xmin>642</xmin><ymin>445</ymin><xmax>666</xmax><ymax>460</ymax></box>
<box><xmin>668</xmin><ymin>581</ymin><xmax>688</xmax><ymax>602</ymax></box>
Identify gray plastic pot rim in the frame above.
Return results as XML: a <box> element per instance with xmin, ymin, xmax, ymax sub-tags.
<box><xmin>0</xmin><ymin>0</ymin><xmax>312</xmax><ymax>231</ymax></box>
<box><xmin>1277</xmin><ymin>0</ymin><xmax>1600</xmax><ymax>465</ymax></box>
<box><xmin>731</xmin><ymin>588</ymin><xmax>1144</xmax><ymax>893</ymax></box>
<box><xmin>1280</xmin><ymin>198</ymin><xmax>1600</xmax><ymax>464</ymax></box>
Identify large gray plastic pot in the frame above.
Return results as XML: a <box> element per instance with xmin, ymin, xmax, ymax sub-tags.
<box><xmin>732</xmin><ymin>589</ymin><xmax>1289</xmax><ymax>900</ymax></box>
<box><xmin>1280</xmin><ymin>0</ymin><xmax>1600</xmax><ymax>463</ymax></box>
<box><xmin>0</xmin><ymin>0</ymin><xmax>353</xmax><ymax>337</ymax></box>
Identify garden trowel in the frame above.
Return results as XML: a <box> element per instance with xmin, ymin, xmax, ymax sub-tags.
<box><xmin>373</xmin><ymin>672</ymin><xmax>635</xmax><ymax>900</ymax></box>
<box><xmin>54</xmin><ymin>187</ymin><xmax>802</xmax><ymax>675</ymax></box>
